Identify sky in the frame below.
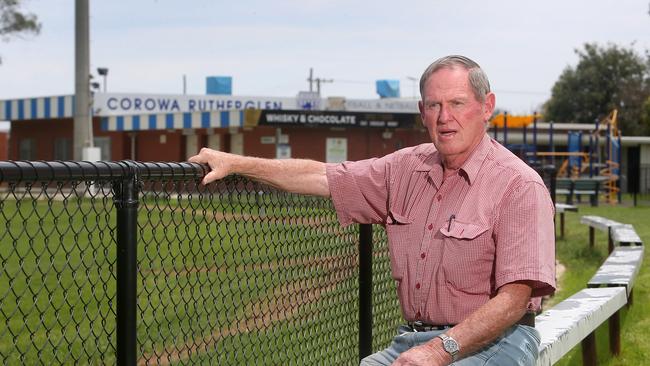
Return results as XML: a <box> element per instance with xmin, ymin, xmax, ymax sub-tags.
<box><xmin>1</xmin><ymin>0</ymin><xmax>649</xmax><ymax>117</ymax></box>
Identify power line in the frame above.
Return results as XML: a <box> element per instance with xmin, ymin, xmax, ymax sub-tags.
<box><xmin>330</xmin><ymin>79</ymin><xmax>373</xmax><ymax>85</ymax></box>
<box><xmin>493</xmin><ymin>89</ymin><xmax>549</xmax><ymax>96</ymax></box>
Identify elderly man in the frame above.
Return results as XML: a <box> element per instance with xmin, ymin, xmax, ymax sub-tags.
<box><xmin>189</xmin><ymin>55</ymin><xmax>555</xmax><ymax>365</ymax></box>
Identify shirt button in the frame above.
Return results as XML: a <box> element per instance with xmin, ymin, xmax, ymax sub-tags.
<box><xmin>421</xmin><ymin>253</ymin><xmax>426</xmax><ymax>259</ymax></box>
<box><xmin>437</xmin><ymin>195</ymin><xmax>442</xmax><ymax>201</ymax></box>
<box><xmin>415</xmin><ymin>283</ymin><xmax>421</xmax><ymax>289</ymax></box>
<box><xmin>428</xmin><ymin>223</ymin><xmax>434</xmax><ymax>230</ymax></box>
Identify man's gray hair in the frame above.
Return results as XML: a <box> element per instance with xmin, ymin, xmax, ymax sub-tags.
<box><xmin>419</xmin><ymin>55</ymin><xmax>491</xmax><ymax>102</ymax></box>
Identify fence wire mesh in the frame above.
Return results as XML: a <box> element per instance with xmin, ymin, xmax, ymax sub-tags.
<box><xmin>0</xmin><ymin>161</ymin><xmax>402</xmax><ymax>365</ymax></box>
<box><xmin>0</xmin><ymin>179</ymin><xmax>117</xmax><ymax>365</ymax></box>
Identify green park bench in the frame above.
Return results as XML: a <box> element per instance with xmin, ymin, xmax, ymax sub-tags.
<box><xmin>572</xmin><ymin>179</ymin><xmax>601</xmax><ymax>207</ymax></box>
<box><xmin>555</xmin><ymin>179</ymin><xmax>601</xmax><ymax>207</ymax></box>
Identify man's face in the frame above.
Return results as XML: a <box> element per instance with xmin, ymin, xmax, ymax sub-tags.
<box><xmin>418</xmin><ymin>66</ymin><xmax>495</xmax><ymax>168</ymax></box>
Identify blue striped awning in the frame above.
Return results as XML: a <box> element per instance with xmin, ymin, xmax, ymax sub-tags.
<box><xmin>100</xmin><ymin>110</ymin><xmax>245</xmax><ymax>131</ymax></box>
<box><xmin>0</xmin><ymin>95</ymin><xmax>75</xmax><ymax>120</ymax></box>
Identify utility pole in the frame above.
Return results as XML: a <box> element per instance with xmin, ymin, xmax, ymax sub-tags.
<box><xmin>306</xmin><ymin>68</ymin><xmax>333</xmax><ymax>95</ymax></box>
<box><xmin>74</xmin><ymin>0</ymin><xmax>92</xmax><ymax>160</ymax></box>
<box><xmin>307</xmin><ymin>68</ymin><xmax>314</xmax><ymax>92</ymax></box>
<box><xmin>316</xmin><ymin>78</ymin><xmax>333</xmax><ymax>95</ymax></box>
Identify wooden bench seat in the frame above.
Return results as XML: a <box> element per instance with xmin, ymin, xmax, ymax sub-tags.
<box><xmin>580</xmin><ymin>215</ymin><xmax>622</xmax><ymax>252</ymax></box>
<box><xmin>555</xmin><ymin>179</ymin><xmax>574</xmax><ymax>204</ymax></box>
<box><xmin>555</xmin><ymin>179</ymin><xmax>602</xmax><ymax>206</ymax></box>
<box><xmin>611</xmin><ymin>224</ymin><xmax>643</xmax><ymax>246</ymax></box>
<box><xmin>573</xmin><ymin>179</ymin><xmax>601</xmax><ymax>207</ymax></box>
<box><xmin>536</xmin><ymin>287</ymin><xmax>627</xmax><ymax>366</ymax></box>
<box><xmin>555</xmin><ymin>203</ymin><xmax>578</xmax><ymax>239</ymax></box>
<box><xmin>588</xmin><ymin>246</ymin><xmax>644</xmax><ymax>304</ymax></box>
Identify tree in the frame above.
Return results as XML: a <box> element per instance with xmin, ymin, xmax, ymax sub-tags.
<box><xmin>641</xmin><ymin>96</ymin><xmax>650</xmax><ymax>132</ymax></box>
<box><xmin>543</xmin><ymin>43</ymin><xmax>650</xmax><ymax>135</ymax></box>
<box><xmin>0</xmin><ymin>0</ymin><xmax>41</xmax><ymax>64</ymax></box>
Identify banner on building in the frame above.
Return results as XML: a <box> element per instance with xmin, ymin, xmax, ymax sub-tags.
<box><xmin>255</xmin><ymin>110</ymin><xmax>419</xmax><ymax>129</ymax></box>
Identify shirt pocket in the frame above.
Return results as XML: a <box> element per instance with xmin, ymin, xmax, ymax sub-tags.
<box><xmin>384</xmin><ymin>210</ymin><xmax>413</xmax><ymax>282</ymax></box>
<box><xmin>439</xmin><ymin>220</ymin><xmax>494</xmax><ymax>295</ymax></box>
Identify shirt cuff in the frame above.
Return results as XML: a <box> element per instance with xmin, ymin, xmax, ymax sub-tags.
<box><xmin>326</xmin><ymin>163</ymin><xmax>355</xmax><ymax>227</ymax></box>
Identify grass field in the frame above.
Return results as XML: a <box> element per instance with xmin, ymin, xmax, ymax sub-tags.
<box><xmin>550</xmin><ymin>198</ymin><xmax>650</xmax><ymax>366</ymax></box>
<box><xmin>0</xmin><ymin>190</ymin><xmax>382</xmax><ymax>365</ymax></box>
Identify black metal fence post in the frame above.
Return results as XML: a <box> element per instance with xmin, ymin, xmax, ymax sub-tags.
<box><xmin>548</xmin><ymin>165</ymin><xmax>557</xmax><ymax>206</ymax></box>
<box><xmin>359</xmin><ymin>223</ymin><xmax>373</xmax><ymax>362</ymax></box>
<box><xmin>114</xmin><ymin>162</ymin><xmax>139</xmax><ymax>365</ymax></box>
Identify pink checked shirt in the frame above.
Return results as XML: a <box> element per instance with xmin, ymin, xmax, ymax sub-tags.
<box><xmin>326</xmin><ymin>134</ymin><xmax>556</xmax><ymax>325</ymax></box>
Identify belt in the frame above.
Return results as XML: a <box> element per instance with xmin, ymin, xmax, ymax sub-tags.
<box><xmin>407</xmin><ymin>312</ymin><xmax>536</xmax><ymax>332</ymax></box>
<box><xmin>407</xmin><ymin>321</ymin><xmax>454</xmax><ymax>332</ymax></box>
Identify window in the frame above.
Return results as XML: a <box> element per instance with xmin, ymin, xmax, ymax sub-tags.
<box><xmin>93</xmin><ymin>137</ymin><xmax>112</xmax><ymax>161</ymax></box>
<box><xmin>19</xmin><ymin>139</ymin><xmax>36</xmax><ymax>160</ymax></box>
<box><xmin>53</xmin><ymin>138</ymin><xmax>72</xmax><ymax>160</ymax></box>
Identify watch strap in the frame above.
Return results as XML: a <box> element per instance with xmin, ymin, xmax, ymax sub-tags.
<box><xmin>437</xmin><ymin>333</ymin><xmax>460</xmax><ymax>362</ymax></box>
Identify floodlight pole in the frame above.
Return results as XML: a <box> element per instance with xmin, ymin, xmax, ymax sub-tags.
<box><xmin>74</xmin><ymin>0</ymin><xmax>93</xmax><ymax>160</ymax></box>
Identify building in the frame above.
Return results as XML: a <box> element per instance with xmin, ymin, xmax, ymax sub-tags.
<box><xmin>2</xmin><ymin>93</ymin><xmax>649</xmax><ymax>194</ymax></box>
<box><xmin>0</xmin><ymin>123</ymin><xmax>8</xmax><ymax>161</ymax></box>
<box><xmin>0</xmin><ymin>93</ymin><xmax>427</xmax><ymax>163</ymax></box>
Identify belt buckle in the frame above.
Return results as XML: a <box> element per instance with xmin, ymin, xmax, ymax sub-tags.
<box><xmin>412</xmin><ymin>320</ymin><xmax>423</xmax><ymax>332</ymax></box>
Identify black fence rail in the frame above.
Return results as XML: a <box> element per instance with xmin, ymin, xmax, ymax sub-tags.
<box><xmin>0</xmin><ymin>161</ymin><xmax>401</xmax><ymax>365</ymax></box>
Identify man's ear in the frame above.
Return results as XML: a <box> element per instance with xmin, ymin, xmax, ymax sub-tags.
<box><xmin>483</xmin><ymin>92</ymin><xmax>496</xmax><ymax>121</ymax></box>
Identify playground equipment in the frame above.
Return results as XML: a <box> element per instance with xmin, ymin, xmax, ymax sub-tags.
<box><xmin>490</xmin><ymin>110</ymin><xmax>622</xmax><ymax>205</ymax></box>
<box><xmin>490</xmin><ymin>112</ymin><xmax>540</xmax><ymax>163</ymax></box>
<box><xmin>591</xmin><ymin>110</ymin><xmax>622</xmax><ymax>204</ymax></box>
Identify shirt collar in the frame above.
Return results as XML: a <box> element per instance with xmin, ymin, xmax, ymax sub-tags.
<box><xmin>461</xmin><ymin>134</ymin><xmax>493</xmax><ymax>185</ymax></box>
<box><xmin>414</xmin><ymin>134</ymin><xmax>493</xmax><ymax>186</ymax></box>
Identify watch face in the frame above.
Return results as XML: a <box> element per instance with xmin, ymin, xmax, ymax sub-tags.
<box><xmin>443</xmin><ymin>339</ymin><xmax>459</xmax><ymax>353</ymax></box>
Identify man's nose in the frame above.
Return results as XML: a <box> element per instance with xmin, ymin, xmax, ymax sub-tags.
<box><xmin>437</xmin><ymin>104</ymin><xmax>452</xmax><ymax>123</ymax></box>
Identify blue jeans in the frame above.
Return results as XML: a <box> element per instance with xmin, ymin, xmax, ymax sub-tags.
<box><xmin>360</xmin><ymin>324</ymin><xmax>540</xmax><ymax>365</ymax></box>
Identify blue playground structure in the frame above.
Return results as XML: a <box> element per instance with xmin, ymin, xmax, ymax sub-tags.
<box><xmin>491</xmin><ymin>110</ymin><xmax>622</xmax><ymax>205</ymax></box>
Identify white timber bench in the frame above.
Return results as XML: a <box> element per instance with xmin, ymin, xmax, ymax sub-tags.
<box><xmin>611</xmin><ymin>224</ymin><xmax>643</xmax><ymax>246</ymax></box>
<box><xmin>579</xmin><ymin>215</ymin><xmax>622</xmax><ymax>252</ymax></box>
<box><xmin>588</xmin><ymin>245</ymin><xmax>644</xmax><ymax>306</ymax></box>
<box><xmin>555</xmin><ymin>203</ymin><xmax>578</xmax><ymax>239</ymax></box>
<box><xmin>538</xmin><ymin>217</ymin><xmax>643</xmax><ymax>365</ymax></box>
<box><xmin>536</xmin><ymin>287</ymin><xmax>627</xmax><ymax>366</ymax></box>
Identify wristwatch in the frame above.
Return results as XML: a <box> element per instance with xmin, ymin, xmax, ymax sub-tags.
<box><xmin>437</xmin><ymin>333</ymin><xmax>460</xmax><ymax>362</ymax></box>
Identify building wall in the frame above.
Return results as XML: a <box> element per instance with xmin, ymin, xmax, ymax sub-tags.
<box><xmin>135</xmin><ymin>130</ymin><xmax>186</xmax><ymax>162</ymax></box>
<box><xmin>10</xmin><ymin>118</ymin><xmax>127</xmax><ymax>161</ymax></box>
<box><xmin>237</xmin><ymin>126</ymin><xmax>430</xmax><ymax>161</ymax></box>
<box><xmin>641</xmin><ymin>145</ymin><xmax>650</xmax><ymax>193</ymax></box>
<box><xmin>0</xmin><ymin>132</ymin><xmax>7</xmax><ymax>160</ymax></box>
<box><xmin>127</xmin><ymin>126</ymin><xmax>431</xmax><ymax>164</ymax></box>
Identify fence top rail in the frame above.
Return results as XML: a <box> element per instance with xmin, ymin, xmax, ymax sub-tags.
<box><xmin>0</xmin><ymin>160</ymin><xmax>208</xmax><ymax>183</ymax></box>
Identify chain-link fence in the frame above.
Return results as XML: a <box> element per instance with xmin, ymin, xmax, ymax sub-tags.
<box><xmin>0</xmin><ymin>161</ymin><xmax>402</xmax><ymax>365</ymax></box>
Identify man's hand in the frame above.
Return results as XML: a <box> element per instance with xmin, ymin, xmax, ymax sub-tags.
<box><xmin>392</xmin><ymin>341</ymin><xmax>450</xmax><ymax>366</ymax></box>
<box><xmin>187</xmin><ymin>148</ymin><xmax>330</xmax><ymax>196</ymax></box>
<box><xmin>188</xmin><ymin>148</ymin><xmax>237</xmax><ymax>185</ymax></box>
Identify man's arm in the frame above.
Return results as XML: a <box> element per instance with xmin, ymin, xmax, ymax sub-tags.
<box><xmin>188</xmin><ymin>148</ymin><xmax>330</xmax><ymax>197</ymax></box>
<box><xmin>393</xmin><ymin>281</ymin><xmax>532</xmax><ymax>366</ymax></box>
